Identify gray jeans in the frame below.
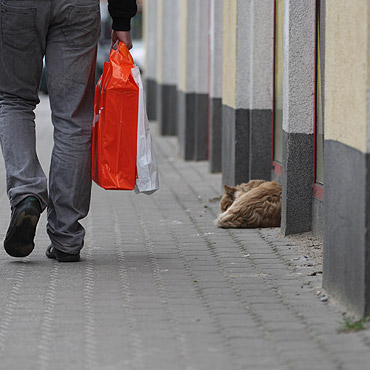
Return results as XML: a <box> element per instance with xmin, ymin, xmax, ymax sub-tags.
<box><xmin>0</xmin><ymin>0</ymin><xmax>101</xmax><ymax>253</ymax></box>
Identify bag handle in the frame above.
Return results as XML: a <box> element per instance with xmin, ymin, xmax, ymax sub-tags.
<box><xmin>117</xmin><ymin>42</ymin><xmax>135</xmax><ymax>64</ymax></box>
<box><xmin>109</xmin><ymin>42</ymin><xmax>135</xmax><ymax>67</ymax></box>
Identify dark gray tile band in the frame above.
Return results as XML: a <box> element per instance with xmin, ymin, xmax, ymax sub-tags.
<box><xmin>177</xmin><ymin>90</ymin><xmax>196</xmax><ymax>160</ymax></box>
<box><xmin>249</xmin><ymin>109</ymin><xmax>273</xmax><ymax>180</ymax></box>
<box><xmin>222</xmin><ymin>106</ymin><xmax>273</xmax><ymax>185</ymax></box>
<box><xmin>194</xmin><ymin>93</ymin><xmax>209</xmax><ymax>161</ymax></box>
<box><xmin>281</xmin><ymin>130</ymin><xmax>314</xmax><ymax>235</ymax></box>
<box><xmin>323</xmin><ymin>139</ymin><xmax>369</xmax><ymax>316</ymax></box>
<box><xmin>221</xmin><ymin>105</ymin><xmax>235</xmax><ymax>185</ymax></box>
<box><xmin>209</xmin><ymin>97</ymin><xmax>222</xmax><ymax>173</ymax></box>
<box><xmin>222</xmin><ymin>105</ymin><xmax>250</xmax><ymax>186</ymax></box>
<box><xmin>145</xmin><ymin>79</ymin><xmax>157</xmax><ymax>121</ymax></box>
<box><xmin>312</xmin><ymin>197</ymin><xmax>323</xmax><ymax>237</ymax></box>
<box><xmin>365</xmin><ymin>154</ymin><xmax>370</xmax><ymax>316</ymax></box>
<box><xmin>157</xmin><ymin>84</ymin><xmax>178</xmax><ymax>136</ymax></box>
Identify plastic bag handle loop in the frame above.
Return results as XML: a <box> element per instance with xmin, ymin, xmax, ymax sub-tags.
<box><xmin>119</xmin><ymin>42</ymin><xmax>134</xmax><ymax>63</ymax></box>
<box><xmin>111</xmin><ymin>42</ymin><xmax>135</xmax><ymax>65</ymax></box>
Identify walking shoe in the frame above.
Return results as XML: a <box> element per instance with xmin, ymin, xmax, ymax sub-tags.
<box><xmin>4</xmin><ymin>196</ymin><xmax>41</xmax><ymax>257</ymax></box>
<box><xmin>46</xmin><ymin>245</ymin><xmax>80</xmax><ymax>262</ymax></box>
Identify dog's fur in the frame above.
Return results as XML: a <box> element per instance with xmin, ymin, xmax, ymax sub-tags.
<box><xmin>219</xmin><ymin>180</ymin><xmax>266</xmax><ymax>212</ymax></box>
<box><xmin>215</xmin><ymin>180</ymin><xmax>282</xmax><ymax>228</ymax></box>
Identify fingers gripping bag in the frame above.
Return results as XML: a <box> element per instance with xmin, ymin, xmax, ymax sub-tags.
<box><xmin>92</xmin><ymin>43</ymin><xmax>159</xmax><ymax>194</ymax></box>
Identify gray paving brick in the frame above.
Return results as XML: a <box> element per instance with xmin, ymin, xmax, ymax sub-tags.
<box><xmin>0</xmin><ymin>98</ymin><xmax>369</xmax><ymax>370</ymax></box>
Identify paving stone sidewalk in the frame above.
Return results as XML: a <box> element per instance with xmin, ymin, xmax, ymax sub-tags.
<box><xmin>0</xmin><ymin>97</ymin><xmax>370</xmax><ymax>370</ymax></box>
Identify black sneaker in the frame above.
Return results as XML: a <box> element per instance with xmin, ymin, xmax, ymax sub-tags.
<box><xmin>4</xmin><ymin>196</ymin><xmax>41</xmax><ymax>257</ymax></box>
<box><xmin>46</xmin><ymin>245</ymin><xmax>80</xmax><ymax>262</ymax></box>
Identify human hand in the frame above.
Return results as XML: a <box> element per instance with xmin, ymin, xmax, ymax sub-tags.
<box><xmin>111</xmin><ymin>30</ymin><xmax>133</xmax><ymax>50</ymax></box>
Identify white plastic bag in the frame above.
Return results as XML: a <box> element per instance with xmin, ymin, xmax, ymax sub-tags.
<box><xmin>131</xmin><ymin>66</ymin><xmax>159</xmax><ymax>194</ymax></box>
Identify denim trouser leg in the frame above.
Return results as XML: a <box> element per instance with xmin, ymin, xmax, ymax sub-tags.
<box><xmin>0</xmin><ymin>0</ymin><xmax>100</xmax><ymax>254</ymax></box>
<box><xmin>0</xmin><ymin>2</ymin><xmax>48</xmax><ymax>210</ymax></box>
<box><xmin>45</xmin><ymin>2</ymin><xmax>100</xmax><ymax>253</ymax></box>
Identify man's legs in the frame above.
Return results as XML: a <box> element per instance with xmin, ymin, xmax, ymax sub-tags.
<box><xmin>45</xmin><ymin>0</ymin><xmax>100</xmax><ymax>255</ymax></box>
<box><xmin>0</xmin><ymin>2</ymin><xmax>49</xmax><ymax>257</ymax></box>
<box><xmin>0</xmin><ymin>0</ymin><xmax>100</xmax><ymax>258</ymax></box>
<box><xmin>0</xmin><ymin>2</ymin><xmax>49</xmax><ymax>209</ymax></box>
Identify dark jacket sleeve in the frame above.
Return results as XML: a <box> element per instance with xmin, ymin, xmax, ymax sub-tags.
<box><xmin>108</xmin><ymin>0</ymin><xmax>137</xmax><ymax>31</ymax></box>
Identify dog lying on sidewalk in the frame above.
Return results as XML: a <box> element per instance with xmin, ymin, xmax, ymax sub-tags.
<box><xmin>215</xmin><ymin>180</ymin><xmax>282</xmax><ymax>228</ymax></box>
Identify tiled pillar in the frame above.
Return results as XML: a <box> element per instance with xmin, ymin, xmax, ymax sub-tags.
<box><xmin>177</xmin><ymin>0</ymin><xmax>210</xmax><ymax>160</ymax></box>
<box><xmin>178</xmin><ymin>0</ymin><xmax>197</xmax><ymax>160</ymax></box>
<box><xmin>208</xmin><ymin>0</ymin><xmax>224</xmax><ymax>172</ymax></box>
<box><xmin>280</xmin><ymin>0</ymin><xmax>316</xmax><ymax>235</ymax></box>
<box><xmin>249</xmin><ymin>0</ymin><xmax>274</xmax><ymax>180</ymax></box>
<box><xmin>144</xmin><ymin>0</ymin><xmax>158</xmax><ymax>120</ymax></box>
<box><xmin>156</xmin><ymin>0</ymin><xmax>180</xmax><ymax>135</ymax></box>
<box><xmin>193</xmin><ymin>0</ymin><xmax>210</xmax><ymax>160</ymax></box>
<box><xmin>323</xmin><ymin>0</ymin><xmax>370</xmax><ymax>317</ymax></box>
<box><xmin>222</xmin><ymin>0</ymin><xmax>252</xmax><ymax>186</ymax></box>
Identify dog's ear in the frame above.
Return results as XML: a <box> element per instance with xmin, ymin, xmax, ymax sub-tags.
<box><xmin>224</xmin><ymin>185</ymin><xmax>237</xmax><ymax>195</ymax></box>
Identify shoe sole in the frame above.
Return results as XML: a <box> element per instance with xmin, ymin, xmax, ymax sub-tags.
<box><xmin>46</xmin><ymin>245</ymin><xmax>80</xmax><ymax>262</ymax></box>
<box><xmin>4</xmin><ymin>211</ymin><xmax>40</xmax><ymax>258</ymax></box>
<box><xmin>55</xmin><ymin>254</ymin><xmax>80</xmax><ymax>262</ymax></box>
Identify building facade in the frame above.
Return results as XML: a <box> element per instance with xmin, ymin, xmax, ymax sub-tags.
<box><xmin>143</xmin><ymin>0</ymin><xmax>370</xmax><ymax>317</ymax></box>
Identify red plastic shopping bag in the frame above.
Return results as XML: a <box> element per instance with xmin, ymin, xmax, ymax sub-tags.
<box><xmin>92</xmin><ymin>42</ymin><xmax>159</xmax><ymax>193</ymax></box>
<box><xmin>92</xmin><ymin>43</ymin><xmax>139</xmax><ymax>190</ymax></box>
